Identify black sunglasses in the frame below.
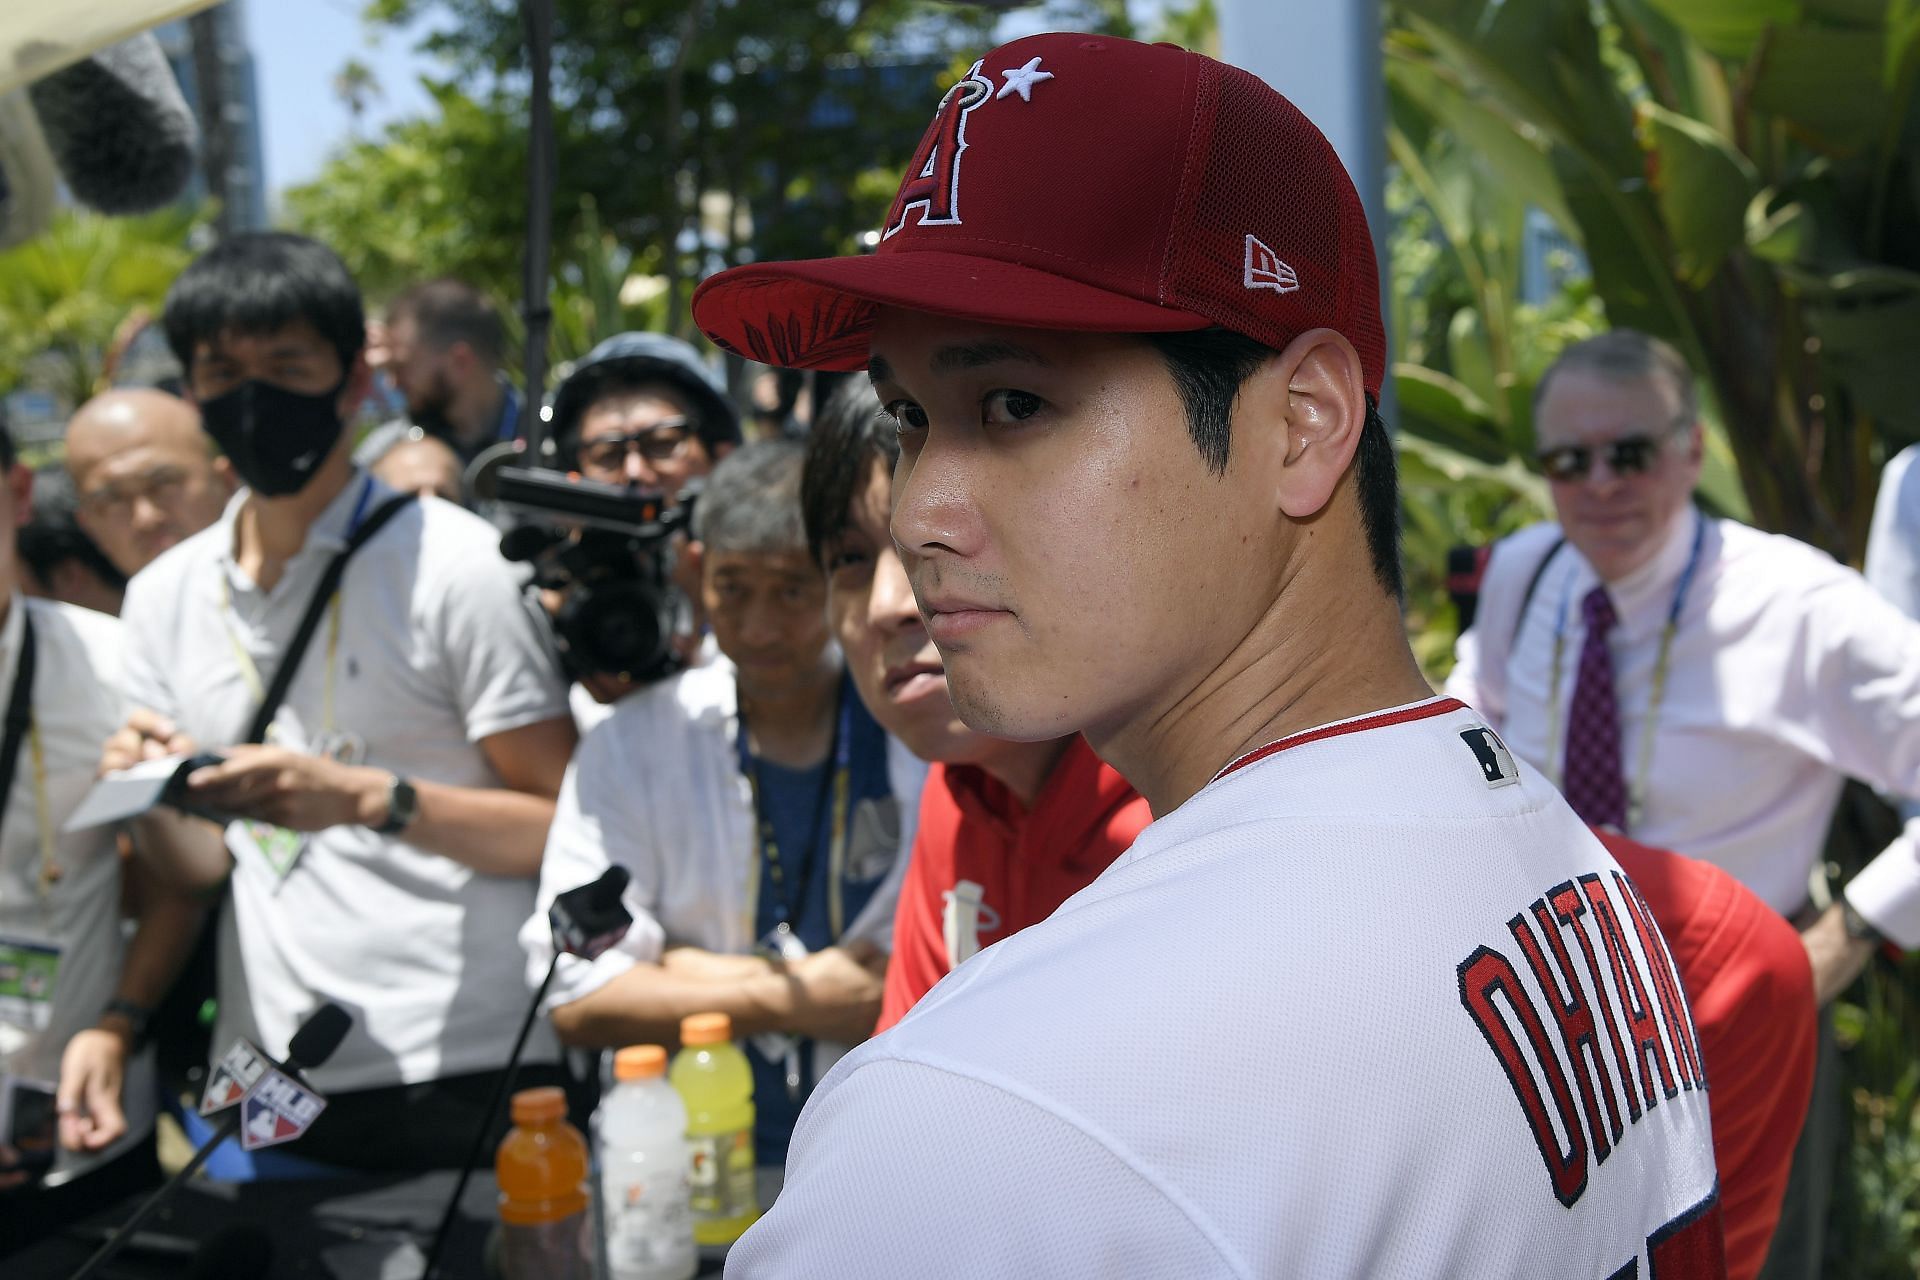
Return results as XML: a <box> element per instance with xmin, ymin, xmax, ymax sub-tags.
<box><xmin>576</xmin><ymin>419</ymin><xmax>692</xmax><ymax>470</ymax></box>
<box><xmin>1534</xmin><ymin>423</ymin><xmax>1687</xmax><ymax>483</ymax></box>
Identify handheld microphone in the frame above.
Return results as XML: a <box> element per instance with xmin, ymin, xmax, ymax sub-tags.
<box><xmin>550</xmin><ymin>864</ymin><xmax>634</xmax><ymax>961</ymax></box>
<box><xmin>422</xmin><ymin>865</ymin><xmax>633</xmax><ymax>1279</ymax></box>
<box><xmin>70</xmin><ymin>1003</ymin><xmax>352</xmax><ymax>1280</ymax></box>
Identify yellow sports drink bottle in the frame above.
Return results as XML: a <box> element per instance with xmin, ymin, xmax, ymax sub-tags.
<box><xmin>669</xmin><ymin>1012</ymin><xmax>759</xmax><ymax>1245</ymax></box>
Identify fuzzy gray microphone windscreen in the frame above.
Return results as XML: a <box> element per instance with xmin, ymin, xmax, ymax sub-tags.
<box><xmin>26</xmin><ymin>32</ymin><xmax>198</xmax><ymax>214</ymax></box>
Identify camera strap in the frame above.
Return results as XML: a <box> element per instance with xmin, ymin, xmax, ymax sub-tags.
<box><xmin>243</xmin><ymin>492</ymin><xmax>416</xmax><ymax>745</ymax></box>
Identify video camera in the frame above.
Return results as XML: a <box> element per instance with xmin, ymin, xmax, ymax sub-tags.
<box><xmin>492</xmin><ymin>466</ymin><xmax>698</xmax><ymax>685</ymax></box>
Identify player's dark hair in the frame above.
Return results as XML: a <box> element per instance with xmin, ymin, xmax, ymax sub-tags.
<box><xmin>1143</xmin><ymin>328</ymin><xmax>1402</xmax><ymax>600</ymax></box>
<box><xmin>0</xmin><ymin>410</ymin><xmax>15</xmax><ymax>470</ymax></box>
<box><xmin>387</xmin><ymin>278</ymin><xmax>507</xmax><ymax>366</ymax></box>
<box><xmin>162</xmin><ymin>232</ymin><xmax>366</xmax><ymax>377</ymax></box>
<box><xmin>803</xmin><ymin>378</ymin><xmax>898</xmax><ymax>571</ymax></box>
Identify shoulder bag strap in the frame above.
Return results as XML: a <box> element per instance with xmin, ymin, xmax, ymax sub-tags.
<box><xmin>244</xmin><ymin>494</ymin><xmax>416</xmax><ymax>745</ymax></box>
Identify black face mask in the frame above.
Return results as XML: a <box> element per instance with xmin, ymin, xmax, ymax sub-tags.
<box><xmin>201</xmin><ymin>378</ymin><xmax>346</xmax><ymax>497</ymax></box>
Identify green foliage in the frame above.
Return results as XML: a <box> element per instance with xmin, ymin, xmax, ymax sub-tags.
<box><xmin>0</xmin><ymin>206</ymin><xmax>199</xmax><ymax>411</ymax></box>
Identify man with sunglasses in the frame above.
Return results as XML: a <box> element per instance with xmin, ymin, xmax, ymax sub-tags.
<box><xmin>1448</xmin><ymin>328</ymin><xmax>1920</xmax><ymax>1279</ymax></box>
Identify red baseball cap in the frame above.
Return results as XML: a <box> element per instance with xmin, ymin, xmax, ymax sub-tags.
<box><xmin>691</xmin><ymin>32</ymin><xmax>1384</xmax><ymax>395</ymax></box>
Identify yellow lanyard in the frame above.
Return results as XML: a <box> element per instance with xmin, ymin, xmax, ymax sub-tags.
<box><xmin>27</xmin><ymin>721</ymin><xmax>52</xmax><ymax>895</ymax></box>
<box><xmin>1541</xmin><ymin>516</ymin><xmax>1706</xmax><ymax>833</ymax></box>
<box><xmin>739</xmin><ymin>689</ymin><xmax>854</xmax><ymax>940</ymax></box>
<box><xmin>217</xmin><ymin>575</ymin><xmax>344</xmax><ymax>742</ymax></box>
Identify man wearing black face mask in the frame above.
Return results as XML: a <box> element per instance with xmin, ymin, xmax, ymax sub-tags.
<box><xmin>102</xmin><ymin>233</ymin><xmax>580</xmax><ymax>1173</ymax></box>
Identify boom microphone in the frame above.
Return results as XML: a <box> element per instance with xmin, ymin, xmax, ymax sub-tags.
<box><xmin>70</xmin><ymin>1003</ymin><xmax>354</xmax><ymax>1280</ymax></box>
<box><xmin>26</xmin><ymin>32</ymin><xmax>198</xmax><ymax>214</ymax></box>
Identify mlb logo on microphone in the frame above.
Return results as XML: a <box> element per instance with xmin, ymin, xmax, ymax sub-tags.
<box><xmin>240</xmin><ymin>1070</ymin><xmax>328</xmax><ymax>1151</ymax></box>
<box><xmin>199</xmin><ymin>1040</ymin><xmax>270</xmax><ymax>1116</ymax></box>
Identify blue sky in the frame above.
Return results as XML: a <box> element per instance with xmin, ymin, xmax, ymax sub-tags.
<box><xmin>247</xmin><ymin>0</ymin><xmax>448</xmax><ymax>205</ymax></box>
<box><xmin>246</xmin><ymin>1</ymin><xmax>1174</xmax><ymax>209</ymax></box>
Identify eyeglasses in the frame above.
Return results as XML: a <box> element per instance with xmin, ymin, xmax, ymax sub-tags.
<box><xmin>576</xmin><ymin>420</ymin><xmax>693</xmax><ymax>472</ymax></box>
<box><xmin>1534</xmin><ymin>421</ymin><xmax>1690</xmax><ymax>483</ymax></box>
<box><xmin>77</xmin><ymin>467</ymin><xmax>192</xmax><ymax>522</ymax></box>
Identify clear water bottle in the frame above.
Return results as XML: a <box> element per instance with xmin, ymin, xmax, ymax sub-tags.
<box><xmin>600</xmin><ymin>1045</ymin><xmax>697</xmax><ymax>1280</ymax></box>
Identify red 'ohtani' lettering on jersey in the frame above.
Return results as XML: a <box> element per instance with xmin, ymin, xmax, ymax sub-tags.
<box><xmin>1458</xmin><ymin>869</ymin><xmax>1706</xmax><ymax>1209</ymax></box>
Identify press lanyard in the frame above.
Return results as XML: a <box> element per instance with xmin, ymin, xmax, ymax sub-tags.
<box><xmin>217</xmin><ymin>477</ymin><xmax>375</xmax><ymax>741</ymax></box>
<box><xmin>737</xmin><ymin>681</ymin><xmax>854</xmax><ymax>940</ymax></box>
<box><xmin>1543</xmin><ymin>513</ymin><xmax>1707</xmax><ymax>832</ymax></box>
<box><xmin>0</xmin><ymin>609</ymin><xmax>55</xmax><ymax>895</ymax></box>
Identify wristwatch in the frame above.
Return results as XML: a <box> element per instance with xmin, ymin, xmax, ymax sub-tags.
<box><xmin>102</xmin><ymin>997</ymin><xmax>153</xmax><ymax>1047</ymax></box>
<box><xmin>1840</xmin><ymin>897</ymin><xmax>1881</xmax><ymax>945</ymax></box>
<box><xmin>374</xmin><ymin>774</ymin><xmax>419</xmax><ymax>835</ymax></box>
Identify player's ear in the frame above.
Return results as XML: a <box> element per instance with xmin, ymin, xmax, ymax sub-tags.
<box><xmin>1243</xmin><ymin>328</ymin><xmax>1366</xmax><ymax>520</ymax></box>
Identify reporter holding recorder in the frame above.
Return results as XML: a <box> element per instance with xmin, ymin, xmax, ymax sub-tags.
<box><xmin>104</xmin><ymin>233</ymin><xmax>578</xmax><ymax>1174</ymax></box>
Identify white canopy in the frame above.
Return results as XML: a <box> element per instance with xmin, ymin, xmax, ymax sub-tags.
<box><xmin>0</xmin><ymin>0</ymin><xmax>218</xmax><ymax>96</ymax></box>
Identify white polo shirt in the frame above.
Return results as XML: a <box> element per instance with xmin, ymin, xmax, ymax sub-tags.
<box><xmin>120</xmin><ymin>474</ymin><xmax>571</xmax><ymax>1093</ymax></box>
<box><xmin>0</xmin><ymin>594</ymin><xmax>155</xmax><ymax>1185</ymax></box>
<box><xmin>1448</xmin><ymin>507</ymin><xmax>1920</xmax><ymax>942</ymax></box>
<box><xmin>727</xmin><ymin>699</ymin><xmax>1722</xmax><ymax>1278</ymax></box>
<box><xmin>523</xmin><ymin>654</ymin><xmax>924</xmax><ymax>1007</ymax></box>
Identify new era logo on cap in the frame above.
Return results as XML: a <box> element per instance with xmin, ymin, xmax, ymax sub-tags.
<box><xmin>1243</xmin><ymin>235</ymin><xmax>1299</xmax><ymax>294</ymax></box>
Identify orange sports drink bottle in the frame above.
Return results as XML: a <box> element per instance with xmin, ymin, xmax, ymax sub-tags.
<box><xmin>670</xmin><ymin>1012</ymin><xmax>760</xmax><ymax>1245</ymax></box>
<box><xmin>496</xmin><ymin>1086</ymin><xmax>592</xmax><ymax>1279</ymax></box>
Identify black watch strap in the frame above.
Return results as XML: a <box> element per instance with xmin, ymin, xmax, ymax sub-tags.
<box><xmin>374</xmin><ymin>774</ymin><xmax>418</xmax><ymax>835</ymax></box>
<box><xmin>103</xmin><ymin>997</ymin><xmax>153</xmax><ymax>1045</ymax></box>
<box><xmin>1841</xmin><ymin>898</ymin><xmax>1881</xmax><ymax>945</ymax></box>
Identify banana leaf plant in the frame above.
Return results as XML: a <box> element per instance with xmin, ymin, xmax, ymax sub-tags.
<box><xmin>1386</xmin><ymin>0</ymin><xmax>1920</xmax><ymax>564</ymax></box>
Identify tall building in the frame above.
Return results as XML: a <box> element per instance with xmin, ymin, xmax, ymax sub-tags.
<box><xmin>154</xmin><ymin>2</ymin><xmax>269</xmax><ymax>231</ymax></box>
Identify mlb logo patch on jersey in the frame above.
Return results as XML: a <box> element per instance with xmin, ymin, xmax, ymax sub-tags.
<box><xmin>1459</xmin><ymin>725</ymin><xmax>1519</xmax><ymax>789</ymax></box>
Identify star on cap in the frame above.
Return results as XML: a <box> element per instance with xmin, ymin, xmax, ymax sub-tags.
<box><xmin>996</xmin><ymin>56</ymin><xmax>1055</xmax><ymax>102</ymax></box>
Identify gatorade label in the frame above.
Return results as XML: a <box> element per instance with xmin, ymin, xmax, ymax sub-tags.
<box><xmin>687</xmin><ymin>1128</ymin><xmax>754</xmax><ymax>1219</ymax></box>
<box><xmin>608</xmin><ymin>1170</ymin><xmax>695</xmax><ymax>1269</ymax></box>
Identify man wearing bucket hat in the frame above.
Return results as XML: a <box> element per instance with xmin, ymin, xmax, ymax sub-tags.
<box><xmin>694</xmin><ymin>33</ymin><xmax>1722</xmax><ymax>1278</ymax></box>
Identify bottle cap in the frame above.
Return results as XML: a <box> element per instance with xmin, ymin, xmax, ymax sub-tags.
<box><xmin>680</xmin><ymin>1012</ymin><xmax>732</xmax><ymax>1045</ymax></box>
<box><xmin>614</xmin><ymin>1045</ymin><xmax>668</xmax><ymax>1080</ymax></box>
<box><xmin>510</xmin><ymin>1086</ymin><xmax>567</xmax><ymax>1126</ymax></box>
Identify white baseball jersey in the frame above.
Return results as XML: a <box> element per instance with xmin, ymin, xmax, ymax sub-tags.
<box><xmin>726</xmin><ymin>697</ymin><xmax>1723</xmax><ymax>1279</ymax></box>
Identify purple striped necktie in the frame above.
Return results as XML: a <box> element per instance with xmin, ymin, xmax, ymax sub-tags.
<box><xmin>1563</xmin><ymin>585</ymin><xmax>1628</xmax><ymax>830</ymax></box>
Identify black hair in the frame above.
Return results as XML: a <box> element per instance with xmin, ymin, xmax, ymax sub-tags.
<box><xmin>19</xmin><ymin>468</ymin><xmax>127</xmax><ymax>594</ymax></box>
<box><xmin>387</xmin><ymin>278</ymin><xmax>507</xmax><ymax>366</ymax></box>
<box><xmin>162</xmin><ymin>232</ymin><xmax>366</xmax><ymax>377</ymax></box>
<box><xmin>0</xmin><ymin>408</ymin><xmax>14</xmax><ymax>470</ymax></box>
<box><xmin>1143</xmin><ymin>328</ymin><xmax>1402</xmax><ymax>600</ymax></box>
<box><xmin>803</xmin><ymin>378</ymin><xmax>898</xmax><ymax>570</ymax></box>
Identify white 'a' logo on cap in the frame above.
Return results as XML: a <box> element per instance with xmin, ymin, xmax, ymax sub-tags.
<box><xmin>1244</xmin><ymin>234</ymin><xmax>1300</xmax><ymax>294</ymax></box>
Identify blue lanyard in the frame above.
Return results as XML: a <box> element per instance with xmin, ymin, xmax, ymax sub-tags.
<box><xmin>344</xmin><ymin>473</ymin><xmax>377</xmax><ymax>537</ymax></box>
<box><xmin>1545</xmin><ymin>511</ymin><xmax>1708</xmax><ymax>830</ymax></box>
<box><xmin>735</xmin><ymin>680</ymin><xmax>854</xmax><ymax>932</ymax></box>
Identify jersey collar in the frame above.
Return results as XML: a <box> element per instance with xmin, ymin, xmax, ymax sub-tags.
<box><xmin>1211</xmin><ymin>696</ymin><xmax>1468</xmax><ymax>784</ymax></box>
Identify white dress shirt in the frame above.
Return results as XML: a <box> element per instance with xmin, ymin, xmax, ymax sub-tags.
<box><xmin>522</xmin><ymin>653</ymin><xmax>924</xmax><ymax>1013</ymax></box>
<box><xmin>120</xmin><ymin>474</ymin><xmax>572</xmax><ymax>1093</ymax></box>
<box><xmin>1448</xmin><ymin>505</ymin><xmax>1920</xmax><ymax>945</ymax></box>
<box><xmin>0</xmin><ymin>594</ymin><xmax>155</xmax><ymax>1185</ymax></box>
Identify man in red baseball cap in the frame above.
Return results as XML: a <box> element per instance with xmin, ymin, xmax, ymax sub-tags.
<box><xmin>696</xmin><ymin>33</ymin><xmax>1723</xmax><ymax>1277</ymax></box>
